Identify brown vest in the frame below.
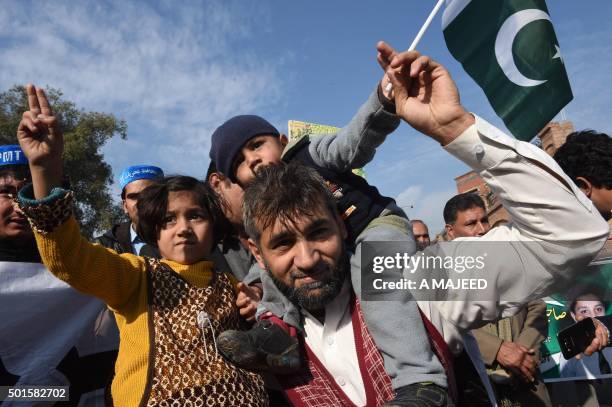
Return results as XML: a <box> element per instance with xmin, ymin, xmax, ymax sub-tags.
<box><xmin>140</xmin><ymin>259</ymin><xmax>268</xmax><ymax>406</ymax></box>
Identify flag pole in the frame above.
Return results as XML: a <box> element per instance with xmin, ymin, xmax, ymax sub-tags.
<box><xmin>385</xmin><ymin>0</ymin><xmax>445</xmax><ymax>92</ymax></box>
<box><xmin>409</xmin><ymin>0</ymin><xmax>446</xmax><ymax>51</ymax></box>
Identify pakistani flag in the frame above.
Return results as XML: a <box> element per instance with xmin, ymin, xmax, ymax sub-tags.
<box><xmin>443</xmin><ymin>0</ymin><xmax>573</xmax><ymax>141</ymax></box>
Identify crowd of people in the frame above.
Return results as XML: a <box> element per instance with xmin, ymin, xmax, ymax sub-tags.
<box><xmin>1</xmin><ymin>41</ymin><xmax>611</xmax><ymax>407</ymax></box>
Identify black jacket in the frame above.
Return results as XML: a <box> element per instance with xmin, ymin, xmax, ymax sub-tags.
<box><xmin>94</xmin><ymin>221</ymin><xmax>160</xmax><ymax>258</ymax></box>
<box><xmin>0</xmin><ymin>237</ymin><xmax>41</xmax><ymax>263</ymax></box>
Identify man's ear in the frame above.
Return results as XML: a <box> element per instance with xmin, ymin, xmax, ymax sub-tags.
<box><xmin>247</xmin><ymin>238</ymin><xmax>267</xmax><ymax>270</ymax></box>
<box><xmin>279</xmin><ymin>134</ymin><xmax>289</xmax><ymax>147</ymax></box>
<box><xmin>122</xmin><ymin>199</ymin><xmax>129</xmax><ymax>215</ymax></box>
<box><xmin>208</xmin><ymin>172</ymin><xmax>222</xmax><ymax>191</ymax></box>
<box><xmin>444</xmin><ymin>224</ymin><xmax>455</xmax><ymax>241</ymax></box>
<box><xmin>575</xmin><ymin>176</ymin><xmax>593</xmax><ymax>198</ymax></box>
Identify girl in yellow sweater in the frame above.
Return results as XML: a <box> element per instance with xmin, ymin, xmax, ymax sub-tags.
<box><xmin>15</xmin><ymin>84</ymin><xmax>268</xmax><ymax>406</ymax></box>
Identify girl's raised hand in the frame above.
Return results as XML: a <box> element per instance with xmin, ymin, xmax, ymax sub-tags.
<box><xmin>17</xmin><ymin>84</ymin><xmax>64</xmax><ymax>198</ymax></box>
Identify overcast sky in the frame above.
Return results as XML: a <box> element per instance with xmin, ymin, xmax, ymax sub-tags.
<box><xmin>1</xmin><ymin>0</ymin><xmax>610</xmax><ymax>233</ymax></box>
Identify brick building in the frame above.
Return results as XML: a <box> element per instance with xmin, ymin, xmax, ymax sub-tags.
<box><xmin>537</xmin><ymin>121</ymin><xmax>575</xmax><ymax>157</ymax></box>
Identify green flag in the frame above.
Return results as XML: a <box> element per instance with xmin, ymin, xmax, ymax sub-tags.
<box><xmin>442</xmin><ymin>0</ymin><xmax>573</xmax><ymax>141</ymax></box>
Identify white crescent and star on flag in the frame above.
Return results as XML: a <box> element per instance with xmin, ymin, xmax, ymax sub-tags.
<box><xmin>442</xmin><ymin>0</ymin><xmax>565</xmax><ymax>89</ymax></box>
<box><xmin>442</xmin><ymin>0</ymin><xmax>573</xmax><ymax>139</ymax></box>
<box><xmin>494</xmin><ymin>8</ymin><xmax>564</xmax><ymax>88</ymax></box>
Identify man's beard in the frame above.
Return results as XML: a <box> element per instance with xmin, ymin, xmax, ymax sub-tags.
<box><xmin>415</xmin><ymin>240</ymin><xmax>429</xmax><ymax>251</ymax></box>
<box><xmin>265</xmin><ymin>251</ymin><xmax>349</xmax><ymax>312</ymax></box>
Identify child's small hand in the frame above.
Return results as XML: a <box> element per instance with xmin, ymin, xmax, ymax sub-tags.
<box><xmin>236</xmin><ymin>282</ymin><xmax>262</xmax><ymax>323</ymax></box>
<box><xmin>17</xmin><ymin>85</ymin><xmax>63</xmax><ymax>168</ymax></box>
<box><xmin>376</xmin><ymin>41</ymin><xmax>398</xmax><ymax>102</ymax></box>
<box><xmin>17</xmin><ymin>84</ymin><xmax>64</xmax><ymax>198</ymax></box>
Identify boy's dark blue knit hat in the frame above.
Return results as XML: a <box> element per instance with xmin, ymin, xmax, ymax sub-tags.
<box><xmin>209</xmin><ymin>115</ymin><xmax>280</xmax><ymax>183</ymax></box>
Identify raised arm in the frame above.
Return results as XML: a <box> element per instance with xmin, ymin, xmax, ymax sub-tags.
<box><xmin>17</xmin><ymin>84</ymin><xmax>63</xmax><ymax>198</ymax></box>
<box><xmin>382</xmin><ymin>44</ymin><xmax>608</xmax><ymax>336</ymax></box>
<box><xmin>387</xmin><ymin>45</ymin><xmax>607</xmax><ymax>269</ymax></box>
<box><xmin>16</xmin><ymin>84</ymin><xmax>145</xmax><ymax>310</ymax></box>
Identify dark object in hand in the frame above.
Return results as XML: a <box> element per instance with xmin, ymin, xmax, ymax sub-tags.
<box><xmin>558</xmin><ymin>318</ymin><xmax>596</xmax><ymax>359</ymax></box>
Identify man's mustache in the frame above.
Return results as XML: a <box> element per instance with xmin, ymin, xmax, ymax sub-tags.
<box><xmin>289</xmin><ymin>264</ymin><xmax>330</xmax><ymax>280</ymax></box>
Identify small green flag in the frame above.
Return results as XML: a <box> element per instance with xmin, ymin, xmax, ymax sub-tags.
<box><xmin>442</xmin><ymin>0</ymin><xmax>573</xmax><ymax>141</ymax></box>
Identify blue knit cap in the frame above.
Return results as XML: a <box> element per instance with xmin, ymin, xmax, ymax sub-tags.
<box><xmin>119</xmin><ymin>165</ymin><xmax>164</xmax><ymax>191</ymax></box>
<box><xmin>209</xmin><ymin>115</ymin><xmax>280</xmax><ymax>183</ymax></box>
<box><xmin>0</xmin><ymin>145</ymin><xmax>28</xmax><ymax>167</ymax></box>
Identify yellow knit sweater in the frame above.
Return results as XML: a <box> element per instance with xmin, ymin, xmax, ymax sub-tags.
<box><xmin>33</xmin><ymin>216</ymin><xmax>236</xmax><ymax>407</ymax></box>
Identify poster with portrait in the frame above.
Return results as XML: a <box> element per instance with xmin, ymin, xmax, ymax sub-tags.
<box><xmin>539</xmin><ymin>241</ymin><xmax>612</xmax><ymax>382</ymax></box>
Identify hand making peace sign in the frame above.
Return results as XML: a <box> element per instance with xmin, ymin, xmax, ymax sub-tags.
<box><xmin>17</xmin><ymin>84</ymin><xmax>64</xmax><ymax>199</ymax></box>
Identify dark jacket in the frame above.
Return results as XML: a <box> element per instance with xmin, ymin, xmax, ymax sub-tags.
<box><xmin>282</xmin><ymin>137</ymin><xmax>394</xmax><ymax>243</ymax></box>
<box><xmin>94</xmin><ymin>221</ymin><xmax>160</xmax><ymax>258</ymax></box>
<box><xmin>0</xmin><ymin>237</ymin><xmax>41</xmax><ymax>263</ymax></box>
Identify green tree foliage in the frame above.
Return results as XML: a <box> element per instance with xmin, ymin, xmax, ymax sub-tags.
<box><xmin>0</xmin><ymin>85</ymin><xmax>128</xmax><ymax>238</ymax></box>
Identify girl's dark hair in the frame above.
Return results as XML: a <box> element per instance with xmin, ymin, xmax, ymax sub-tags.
<box><xmin>136</xmin><ymin>175</ymin><xmax>225</xmax><ymax>246</ymax></box>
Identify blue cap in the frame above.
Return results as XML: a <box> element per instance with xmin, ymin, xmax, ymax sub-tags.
<box><xmin>0</xmin><ymin>145</ymin><xmax>28</xmax><ymax>167</ymax></box>
<box><xmin>119</xmin><ymin>165</ymin><xmax>164</xmax><ymax>190</ymax></box>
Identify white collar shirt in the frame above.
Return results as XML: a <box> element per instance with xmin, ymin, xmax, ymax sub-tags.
<box><xmin>130</xmin><ymin>224</ymin><xmax>144</xmax><ymax>255</ymax></box>
<box><xmin>302</xmin><ymin>279</ymin><xmax>366</xmax><ymax>406</ymax></box>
